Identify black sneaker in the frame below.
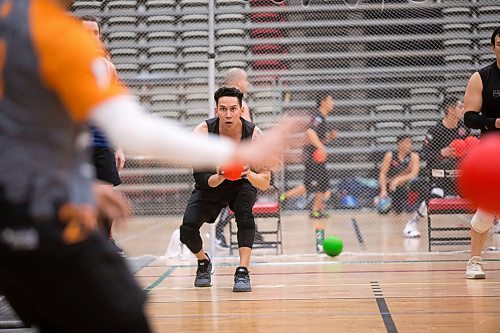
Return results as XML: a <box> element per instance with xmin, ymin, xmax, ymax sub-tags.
<box><xmin>233</xmin><ymin>266</ymin><xmax>251</xmax><ymax>292</ymax></box>
<box><xmin>110</xmin><ymin>239</ymin><xmax>126</xmax><ymax>257</ymax></box>
<box><xmin>194</xmin><ymin>254</ymin><xmax>214</xmax><ymax>287</ymax></box>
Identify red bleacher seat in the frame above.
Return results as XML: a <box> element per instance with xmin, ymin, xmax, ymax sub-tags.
<box><xmin>428</xmin><ymin>197</ymin><xmax>476</xmax><ymax>214</ymax></box>
<box><xmin>250</xmin><ymin>28</ymin><xmax>284</xmax><ymax>39</ymax></box>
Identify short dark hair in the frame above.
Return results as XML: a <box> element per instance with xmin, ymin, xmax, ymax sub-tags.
<box><xmin>441</xmin><ymin>95</ymin><xmax>461</xmax><ymax>114</ymax></box>
<box><xmin>214</xmin><ymin>87</ymin><xmax>243</xmax><ymax>107</ymax></box>
<box><xmin>397</xmin><ymin>134</ymin><xmax>412</xmax><ymax>143</ymax></box>
<box><xmin>315</xmin><ymin>91</ymin><xmax>332</xmax><ymax>108</ymax></box>
<box><xmin>491</xmin><ymin>26</ymin><xmax>500</xmax><ymax>46</ymax></box>
<box><xmin>80</xmin><ymin>15</ymin><xmax>100</xmax><ymax>32</ymax></box>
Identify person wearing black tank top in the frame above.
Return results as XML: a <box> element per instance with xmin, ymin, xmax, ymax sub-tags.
<box><xmin>378</xmin><ymin>135</ymin><xmax>420</xmax><ymax>214</ymax></box>
<box><xmin>463</xmin><ymin>27</ymin><xmax>500</xmax><ymax>280</ymax></box>
<box><xmin>180</xmin><ymin>88</ymin><xmax>271</xmax><ymax>292</ymax></box>
<box><xmin>216</xmin><ymin>68</ymin><xmax>265</xmax><ymax>248</ymax></box>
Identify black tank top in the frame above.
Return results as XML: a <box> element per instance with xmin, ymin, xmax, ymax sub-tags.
<box><xmin>387</xmin><ymin>151</ymin><xmax>411</xmax><ymax>179</ymax></box>
<box><xmin>193</xmin><ymin>117</ymin><xmax>255</xmax><ymax>191</ymax></box>
<box><xmin>206</xmin><ymin>117</ymin><xmax>255</xmax><ymax>139</ymax></box>
<box><xmin>479</xmin><ymin>62</ymin><xmax>500</xmax><ymax>133</ymax></box>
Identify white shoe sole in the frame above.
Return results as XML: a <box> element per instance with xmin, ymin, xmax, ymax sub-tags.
<box><xmin>404</xmin><ymin>231</ymin><xmax>421</xmax><ymax>238</ymax></box>
<box><xmin>465</xmin><ymin>272</ymin><xmax>485</xmax><ymax>279</ymax></box>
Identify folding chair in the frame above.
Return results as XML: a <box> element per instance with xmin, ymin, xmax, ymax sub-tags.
<box><xmin>228</xmin><ymin>186</ymin><xmax>283</xmax><ymax>255</ymax></box>
<box><xmin>427</xmin><ymin>196</ymin><xmax>475</xmax><ymax>251</ymax></box>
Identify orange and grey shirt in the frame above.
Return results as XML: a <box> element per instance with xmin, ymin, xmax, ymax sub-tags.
<box><xmin>0</xmin><ymin>0</ymin><xmax>126</xmax><ymax>220</ymax></box>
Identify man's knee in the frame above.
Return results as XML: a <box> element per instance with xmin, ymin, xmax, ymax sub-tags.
<box><xmin>471</xmin><ymin>210</ymin><xmax>495</xmax><ymax>233</ymax></box>
<box><xmin>179</xmin><ymin>224</ymin><xmax>203</xmax><ymax>254</ymax></box>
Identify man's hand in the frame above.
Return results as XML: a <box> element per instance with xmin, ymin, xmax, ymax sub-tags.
<box><xmin>93</xmin><ymin>182</ymin><xmax>131</xmax><ymax>222</ymax></box>
<box><xmin>234</xmin><ymin>116</ymin><xmax>308</xmax><ymax>169</ymax></box>
<box><xmin>324</xmin><ymin>130</ymin><xmax>338</xmax><ymax>142</ymax></box>
<box><xmin>115</xmin><ymin>149</ymin><xmax>126</xmax><ymax>172</ymax></box>
<box><xmin>240</xmin><ymin>164</ymin><xmax>250</xmax><ymax>179</ymax></box>
<box><xmin>441</xmin><ymin>146</ymin><xmax>456</xmax><ymax>158</ymax></box>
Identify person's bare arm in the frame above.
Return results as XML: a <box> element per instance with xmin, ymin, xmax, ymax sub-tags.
<box><xmin>306</xmin><ymin>128</ymin><xmax>325</xmax><ymax>150</ymax></box>
<box><xmin>379</xmin><ymin>152</ymin><xmax>392</xmax><ymax>197</ymax></box>
<box><xmin>463</xmin><ymin>72</ymin><xmax>500</xmax><ymax>130</ymax></box>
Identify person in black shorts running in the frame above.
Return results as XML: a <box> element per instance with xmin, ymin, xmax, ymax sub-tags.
<box><xmin>279</xmin><ymin>92</ymin><xmax>337</xmax><ymax>219</ymax></box>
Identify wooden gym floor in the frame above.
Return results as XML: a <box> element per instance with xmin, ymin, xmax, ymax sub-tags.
<box><xmin>112</xmin><ymin>211</ymin><xmax>500</xmax><ymax>333</ymax></box>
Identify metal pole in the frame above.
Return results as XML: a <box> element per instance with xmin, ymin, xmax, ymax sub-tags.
<box><xmin>207</xmin><ymin>0</ymin><xmax>217</xmax><ymax>256</ymax></box>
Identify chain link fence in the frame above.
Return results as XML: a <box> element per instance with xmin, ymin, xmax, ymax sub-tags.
<box><xmin>71</xmin><ymin>0</ymin><xmax>500</xmax><ymax>255</ymax></box>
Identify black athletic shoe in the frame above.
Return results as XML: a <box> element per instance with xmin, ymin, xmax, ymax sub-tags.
<box><xmin>194</xmin><ymin>254</ymin><xmax>214</xmax><ymax>287</ymax></box>
<box><xmin>233</xmin><ymin>266</ymin><xmax>251</xmax><ymax>292</ymax></box>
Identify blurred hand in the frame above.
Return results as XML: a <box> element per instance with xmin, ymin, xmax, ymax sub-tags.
<box><xmin>93</xmin><ymin>182</ymin><xmax>131</xmax><ymax>222</ymax></box>
<box><xmin>58</xmin><ymin>203</ymin><xmax>96</xmax><ymax>244</ymax></box>
<box><xmin>234</xmin><ymin>116</ymin><xmax>308</xmax><ymax>168</ymax></box>
<box><xmin>115</xmin><ymin>149</ymin><xmax>126</xmax><ymax>172</ymax></box>
<box><xmin>324</xmin><ymin>130</ymin><xmax>338</xmax><ymax>142</ymax></box>
<box><xmin>441</xmin><ymin>146</ymin><xmax>456</xmax><ymax>158</ymax></box>
<box><xmin>240</xmin><ymin>164</ymin><xmax>250</xmax><ymax>178</ymax></box>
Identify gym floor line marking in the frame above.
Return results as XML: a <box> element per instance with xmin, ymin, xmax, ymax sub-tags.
<box><xmin>148</xmin><ymin>295</ymin><xmax>500</xmax><ymax>304</ymax></box>
<box><xmin>191</xmin><ymin>258</ymin><xmax>500</xmax><ymax>267</ymax></box>
<box><xmin>371</xmin><ymin>281</ymin><xmax>398</xmax><ymax>333</ymax></box>
<box><xmin>157</xmin><ymin>268</ymin><xmax>500</xmax><ymax>279</ymax></box>
<box><xmin>147</xmin><ymin>309</ymin><xmax>500</xmax><ymax>320</ymax></box>
<box><xmin>145</xmin><ymin>267</ymin><xmax>177</xmax><ymax>292</ymax></box>
<box><xmin>155</xmin><ymin>281</ymin><xmax>500</xmax><ymax>290</ymax></box>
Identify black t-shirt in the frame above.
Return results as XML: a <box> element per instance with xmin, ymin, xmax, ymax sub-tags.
<box><xmin>305</xmin><ymin>112</ymin><xmax>329</xmax><ymax>157</ymax></box>
<box><xmin>421</xmin><ymin>120</ymin><xmax>471</xmax><ymax>170</ymax></box>
<box><xmin>479</xmin><ymin>61</ymin><xmax>500</xmax><ymax>133</ymax></box>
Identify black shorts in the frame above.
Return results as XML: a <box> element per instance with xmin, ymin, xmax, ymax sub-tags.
<box><xmin>304</xmin><ymin>160</ymin><xmax>329</xmax><ymax>193</ymax></box>
<box><xmin>183</xmin><ymin>182</ymin><xmax>257</xmax><ymax>225</ymax></box>
<box><xmin>92</xmin><ymin>147</ymin><xmax>121</xmax><ymax>186</ymax></box>
<box><xmin>0</xmin><ymin>222</ymin><xmax>150</xmax><ymax>332</ymax></box>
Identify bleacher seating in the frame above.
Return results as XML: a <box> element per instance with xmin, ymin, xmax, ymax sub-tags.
<box><xmin>70</xmin><ymin>0</ymin><xmax>500</xmax><ymax>215</ymax></box>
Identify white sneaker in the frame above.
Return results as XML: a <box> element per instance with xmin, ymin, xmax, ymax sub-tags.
<box><xmin>404</xmin><ymin>219</ymin><xmax>421</xmax><ymax>238</ymax></box>
<box><xmin>466</xmin><ymin>256</ymin><xmax>485</xmax><ymax>279</ymax></box>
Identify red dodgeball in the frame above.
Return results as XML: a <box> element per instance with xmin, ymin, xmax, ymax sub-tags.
<box><xmin>221</xmin><ymin>163</ymin><xmax>244</xmax><ymax>181</ymax></box>
<box><xmin>464</xmin><ymin>136</ymin><xmax>480</xmax><ymax>153</ymax></box>
<box><xmin>450</xmin><ymin>139</ymin><xmax>467</xmax><ymax>157</ymax></box>
<box><xmin>459</xmin><ymin>134</ymin><xmax>500</xmax><ymax>213</ymax></box>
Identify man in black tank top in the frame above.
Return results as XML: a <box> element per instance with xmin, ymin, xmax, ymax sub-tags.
<box><xmin>378</xmin><ymin>135</ymin><xmax>420</xmax><ymax>214</ymax></box>
<box><xmin>404</xmin><ymin>96</ymin><xmax>471</xmax><ymax>238</ymax></box>
<box><xmin>462</xmin><ymin>26</ymin><xmax>500</xmax><ymax>280</ymax></box>
<box><xmin>180</xmin><ymin>88</ymin><xmax>271</xmax><ymax>292</ymax></box>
